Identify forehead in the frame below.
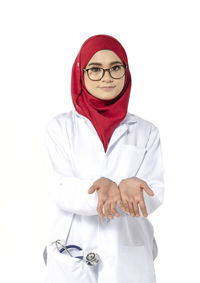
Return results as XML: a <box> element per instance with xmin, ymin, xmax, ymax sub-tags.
<box><xmin>87</xmin><ymin>49</ymin><xmax>123</xmax><ymax>65</ymax></box>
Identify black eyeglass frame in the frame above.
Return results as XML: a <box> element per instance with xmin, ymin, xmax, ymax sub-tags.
<box><xmin>83</xmin><ymin>64</ymin><xmax>127</xmax><ymax>81</ymax></box>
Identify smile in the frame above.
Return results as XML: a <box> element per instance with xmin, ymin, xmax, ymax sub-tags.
<box><xmin>100</xmin><ymin>86</ymin><xmax>116</xmax><ymax>91</ymax></box>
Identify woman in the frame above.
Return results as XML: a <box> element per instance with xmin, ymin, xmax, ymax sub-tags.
<box><xmin>43</xmin><ymin>34</ymin><xmax>165</xmax><ymax>283</ymax></box>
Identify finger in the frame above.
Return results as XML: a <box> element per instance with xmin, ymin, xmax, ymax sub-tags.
<box><xmin>117</xmin><ymin>199</ymin><xmax>126</xmax><ymax>211</ymax></box>
<box><xmin>128</xmin><ymin>202</ymin><xmax>135</xmax><ymax>218</ymax></box>
<box><xmin>142</xmin><ymin>182</ymin><xmax>154</xmax><ymax>196</ymax></box>
<box><xmin>132</xmin><ymin>200</ymin><xmax>140</xmax><ymax>217</ymax></box>
<box><xmin>110</xmin><ymin>202</ymin><xmax>120</xmax><ymax>218</ymax></box>
<box><xmin>139</xmin><ymin>193</ymin><xmax>148</xmax><ymax>217</ymax></box>
<box><xmin>88</xmin><ymin>185</ymin><xmax>96</xmax><ymax>194</ymax></box>
<box><xmin>97</xmin><ymin>201</ymin><xmax>105</xmax><ymax>218</ymax></box>
<box><xmin>122</xmin><ymin>200</ymin><xmax>129</xmax><ymax>212</ymax></box>
<box><xmin>104</xmin><ymin>202</ymin><xmax>114</xmax><ymax>220</ymax></box>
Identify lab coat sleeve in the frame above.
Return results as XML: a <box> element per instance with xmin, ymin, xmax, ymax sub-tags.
<box><xmin>43</xmin><ymin>117</ymin><xmax>99</xmax><ymax>216</ymax></box>
<box><xmin>136</xmin><ymin>125</ymin><xmax>165</xmax><ymax>215</ymax></box>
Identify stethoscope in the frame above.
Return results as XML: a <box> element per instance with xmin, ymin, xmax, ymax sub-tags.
<box><xmin>50</xmin><ymin>239</ymin><xmax>101</xmax><ymax>266</ymax></box>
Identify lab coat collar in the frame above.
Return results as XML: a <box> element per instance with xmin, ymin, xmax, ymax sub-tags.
<box><xmin>73</xmin><ymin>109</ymin><xmax>138</xmax><ymax>125</ymax></box>
<box><xmin>73</xmin><ymin>109</ymin><xmax>137</xmax><ymax>153</ymax></box>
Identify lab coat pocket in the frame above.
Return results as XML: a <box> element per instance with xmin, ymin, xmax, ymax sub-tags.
<box><xmin>98</xmin><ymin>245</ymin><xmax>156</xmax><ymax>283</ymax></box>
<box><xmin>116</xmin><ymin>145</ymin><xmax>147</xmax><ymax>178</ymax></box>
<box><xmin>44</xmin><ymin>244</ymin><xmax>97</xmax><ymax>283</ymax></box>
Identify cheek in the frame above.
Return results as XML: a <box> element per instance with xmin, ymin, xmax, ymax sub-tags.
<box><xmin>84</xmin><ymin>77</ymin><xmax>97</xmax><ymax>93</ymax></box>
<box><xmin>117</xmin><ymin>78</ymin><xmax>125</xmax><ymax>90</ymax></box>
<box><xmin>83</xmin><ymin>74</ymin><xmax>91</xmax><ymax>90</ymax></box>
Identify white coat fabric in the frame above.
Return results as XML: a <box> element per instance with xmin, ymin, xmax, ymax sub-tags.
<box><xmin>43</xmin><ymin>109</ymin><xmax>165</xmax><ymax>283</ymax></box>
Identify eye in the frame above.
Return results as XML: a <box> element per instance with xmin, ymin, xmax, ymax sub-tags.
<box><xmin>90</xmin><ymin>67</ymin><xmax>101</xmax><ymax>72</ymax></box>
<box><xmin>111</xmin><ymin>65</ymin><xmax>122</xmax><ymax>71</ymax></box>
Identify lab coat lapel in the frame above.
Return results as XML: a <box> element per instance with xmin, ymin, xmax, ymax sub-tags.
<box><xmin>74</xmin><ymin>110</ymin><xmax>137</xmax><ymax>153</ymax></box>
<box><xmin>107</xmin><ymin>123</ymin><xmax>129</xmax><ymax>151</ymax></box>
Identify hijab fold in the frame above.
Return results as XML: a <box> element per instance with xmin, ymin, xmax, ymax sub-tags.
<box><xmin>71</xmin><ymin>34</ymin><xmax>132</xmax><ymax>152</ymax></box>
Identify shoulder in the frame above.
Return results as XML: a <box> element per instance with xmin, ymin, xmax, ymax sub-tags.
<box><xmin>127</xmin><ymin>112</ymin><xmax>158</xmax><ymax>132</ymax></box>
<box><xmin>45</xmin><ymin>110</ymin><xmax>74</xmax><ymax>135</ymax></box>
<box><xmin>126</xmin><ymin>112</ymin><xmax>161</xmax><ymax>147</ymax></box>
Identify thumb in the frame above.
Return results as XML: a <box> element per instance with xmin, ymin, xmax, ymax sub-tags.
<box><xmin>88</xmin><ymin>185</ymin><xmax>96</xmax><ymax>194</ymax></box>
<box><xmin>142</xmin><ymin>183</ymin><xmax>154</xmax><ymax>196</ymax></box>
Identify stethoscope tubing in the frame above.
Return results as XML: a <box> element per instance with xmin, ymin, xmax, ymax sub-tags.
<box><xmin>51</xmin><ymin>239</ymin><xmax>100</xmax><ymax>264</ymax></box>
<box><xmin>59</xmin><ymin>244</ymin><xmax>83</xmax><ymax>259</ymax></box>
<box><xmin>54</xmin><ymin>239</ymin><xmax>83</xmax><ymax>258</ymax></box>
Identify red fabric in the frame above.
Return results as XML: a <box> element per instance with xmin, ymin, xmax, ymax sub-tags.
<box><xmin>71</xmin><ymin>34</ymin><xmax>132</xmax><ymax>153</ymax></box>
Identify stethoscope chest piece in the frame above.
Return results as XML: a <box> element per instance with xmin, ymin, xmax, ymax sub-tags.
<box><xmin>85</xmin><ymin>252</ymin><xmax>100</xmax><ymax>266</ymax></box>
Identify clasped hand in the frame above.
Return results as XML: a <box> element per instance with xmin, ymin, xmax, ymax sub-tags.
<box><xmin>88</xmin><ymin>177</ymin><xmax>154</xmax><ymax>219</ymax></box>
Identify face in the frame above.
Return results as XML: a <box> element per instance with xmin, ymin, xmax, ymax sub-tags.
<box><xmin>83</xmin><ymin>50</ymin><xmax>126</xmax><ymax>100</ymax></box>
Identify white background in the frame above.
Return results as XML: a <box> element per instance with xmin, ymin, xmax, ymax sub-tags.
<box><xmin>0</xmin><ymin>0</ymin><xmax>200</xmax><ymax>282</ymax></box>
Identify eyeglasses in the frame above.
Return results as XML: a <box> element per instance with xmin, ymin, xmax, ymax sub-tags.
<box><xmin>83</xmin><ymin>64</ymin><xmax>127</xmax><ymax>81</ymax></box>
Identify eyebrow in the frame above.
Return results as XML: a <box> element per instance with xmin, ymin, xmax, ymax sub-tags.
<box><xmin>87</xmin><ymin>61</ymin><xmax>123</xmax><ymax>67</ymax></box>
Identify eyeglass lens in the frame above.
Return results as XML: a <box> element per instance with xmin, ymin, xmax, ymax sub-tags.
<box><xmin>87</xmin><ymin>65</ymin><xmax>126</xmax><ymax>80</ymax></box>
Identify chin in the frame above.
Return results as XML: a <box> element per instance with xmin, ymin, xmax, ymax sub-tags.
<box><xmin>96</xmin><ymin>91</ymin><xmax>118</xmax><ymax>100</ymax></box>
<box><xmin>100</xmin><ymin>94</ymin><xmax>115</xmax><ymax>100</ymax></box>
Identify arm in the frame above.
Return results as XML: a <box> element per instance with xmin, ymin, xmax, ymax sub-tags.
<box><xmin>136</xmin><ymin>125</ymin><xmax>165</xmax><ymax>215</ymax></box>
<box><xmin>43</xmin><ymin>117</ymin><xmax>99</xmax><ymax>216</ymax></box>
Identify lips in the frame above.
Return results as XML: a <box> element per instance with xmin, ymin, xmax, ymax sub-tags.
<box><xmin>100</xmin><ymin>86</ymin><xmax>115</xmax><ymax>88</ymax></box>
<box><xmin>99</xmin><ymin>86</ymin><xmax>116</xmax><ymax>92</ymax></box>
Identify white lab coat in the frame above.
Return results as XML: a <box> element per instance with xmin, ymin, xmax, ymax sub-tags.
<box><xmin>43</xmin><ymin>109</ymin><xmax>165</xmax><ymax>283</ymax></box>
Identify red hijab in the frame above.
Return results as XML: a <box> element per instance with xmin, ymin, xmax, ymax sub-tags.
<box><xmin>71</xmin><ymin>34</ymin><xmax>132</xmax><ymax>152</ymax></box>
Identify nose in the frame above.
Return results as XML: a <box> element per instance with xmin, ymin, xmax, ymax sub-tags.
<box><xmin>102</xmin><ymin>70</ymin><xmax>113</xmax><ymax>82</ymax></box>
